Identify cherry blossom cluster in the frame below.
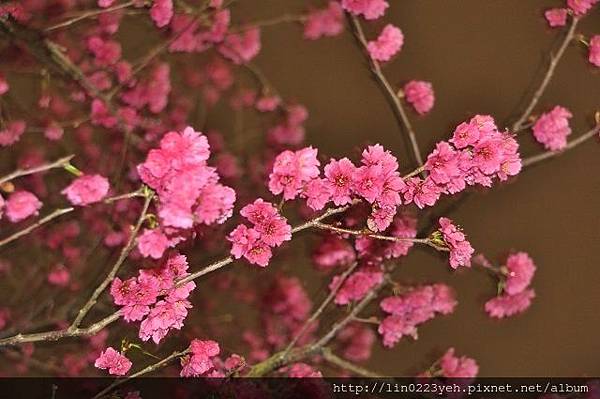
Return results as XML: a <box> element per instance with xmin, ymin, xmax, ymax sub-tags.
<box><xmin>179</xmin><ymin>339</ymin><xmax>221</xmax><ymax>377</ymax></box>
<box><xmin>110</xmin><ymin>254</ymin><xmax>196</xmax><ymax>344</ymax></box>
<box><xmin>421</xmin><ymin>348</ymin><xmax>479</xmax><ymax>378</ymax></box>
<box><xmin>435</xmin><ymin>217</ymin><xmax>475</xmax><ymax>269</ymax></box>
<box><xmin>137</xmin><ymin>126</ymin><xmax>235</xmax><ymax>259</ymax></box>
<box><xmin>335</xmin><ymin>323</ymin><xmax>376</xmax><ymax>362</ymax></box>
<box><xmin>94</xmin><ymin>347</ymin><xmax>132</xmax><ymax>376</ymax></box>
<box><xmin>227</xmin><ymin>199</ymin><xmax>292</xmax><ymax>267</ymax></box>
<box><xmin>484</xmin><ymin>252</ymin><xmax>537</xmax><ymax>318</ymax></box>
<box><xmin>378</xmin><ymin>284</ymin><xmax>457</xmax><ymax>348</ymax></box>
<box><xmin>532</xmin><ymin>106</ymin><xmax>573</xmax><ymax>151</ymax></box>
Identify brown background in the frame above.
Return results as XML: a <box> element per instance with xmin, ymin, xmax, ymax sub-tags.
<box><xmin>227</xmin><ymin>0</ymin><xmax>600</xmax><ymax>376</ymax></box>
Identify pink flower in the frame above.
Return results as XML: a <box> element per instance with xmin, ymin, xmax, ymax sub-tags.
<box><xmin>484</xmin><ymin>289</ymin><xmax>535</xmax><ymax>318</ymax></box>
<box><xmin>94</xmin><ymin>347</ymin><xmax>132</xmax><ymax>376</ymax></box>
<box><xmin>425</xmin><ymin>142</ymin><xmax>461</xmax><ymax>185</ymax></box>
<box><xmin>87</xmin><ymin>36</ymin><xmax>121</xmax><ymax>66</ymax></box>
<box><xmin>5</xmin><ymin>191</ymin><xmax>42</xmax><ymax>223</ymax></box>
<box><xmin>367</xmin><ymin>24</ymin><xmax>404</xmax><ymax>62</ymax></box>
<box><xmin>544</xmin><ymin>8</ymin><xmax>568</xmax><ymax>27</ymax></box>
<box><xmin>47</xmin><ymin>264</ymin><xmax>70</xmax><ymax>287</ymax></box>
<box><xmin>567</xmin><ymin>0</ymin><xmax>598</xmax><ymax>15</ymax></box>
<box><xmin>150</xmin><ymin>0</ymin><xmax>173</xmax><ymax>28</ymax></box>
<box><xmin>324</xmin><ymin>158</ymin><xmax>356</xmax><ymax>206</ymax></box>
<box><xmin>532</xmin><ymin>105</ymin><xmax>572</xmax><ymax>151</ymax></box>
<box><xmin>312</xmin><ymin>234</ymin><xmax>356</xmax><ymax>270</ymax></box>
<box><xmin>438</xmin><ymin>217</ymin><xmax>474</xmax><ymax>268</ymax></box>
<box><xmin>0</xmin><ymin>193</ymin><xmax>4</xmax><ymax>220</ymax></box>
<box><xmin>0</xmin><ymin>120</ymin><xmax>26</xmax><ymax>147</ymax></box>
<box><xmin>0</xmin><ymin>72</ymin><xmax>8</xmax><ymax>95</ymax></box>
<box><xmin>402</xmin><ymin>177</ymin><xmax>441</xmax><ymax>209</ymax></box>
<box><xmin>240</xmin><ymin>198</ymin><xmax>279</xmax><ymax>225</ymax></box>
<box><xmin>269</xmin><ymin>147</ymin><xmax>320</xmax><ymax>200</ymax></box>
<box><xmin>589</xmin><ymin>35</ymin><xmax>600</xmax><ymax>67</ymax></box>
<box><xmin>403</xmin><ymin>80</ymin><xmax>435</xmax><ymax>115</ymax></box>
<box><xmin>378</xmin><ymin>284</ymin><xmax>456</xmax><ymax>347</ymax></box>
<box><xmin>303</xmin><ymin>178</ymin><xmax>332</xmax><ymax>211</ymax></box>
<box><xmin>341</xmin><ymin>0</ymin><xmax>389</xmax><ymax>20</ymax></box>
<box><xmin>336</xmin><ymin>323</ymin><xmax>375</xmax><ymax>362</ymax></box>
<box><xmin>137</xmin><ymin>228</ymin><xmax>173</xmax><ymax>259</ymax></box>
<box><xmin>180</xmin><ymin>339</ymin><xmax>220</xmax><ymax>377</ymax></box>
<box><xmin>227</xmin><ymin>225</ymin><xmax>273</xmax><ymax>267</ymax></box>
<box><xmin>194</xmin><ymin>183</ymin><xmax>236</xmax><ymax>225</ymax></box>
<box><xmin>304</xmin><ymin>1</ymin><xmax>344</xmax><ymax>40</ymax></box>
<box><xmin>285</xmin><ymin>363</ymin><xmax>323</xmax><ymax>377</ymax></box>
<box><xmin>44</xmin><ymin>124</ymin><xmax>64</xmax><ymax>141</ymax></box>
<box><xmin>61</xmin><ymin>174</ymin><xmax>110</xmax><ymax>206</ymax></box>
<box><xmin>255</xmin><ymin>95</ymin><xmax>281</xmax><ymax>112</ymax></box>
<box><xmin>218</xmin><ymin>27</ymin><xmax>261</xmax><ymax>64</ymax></box>
<box><xmin>139</xmin><ymin>299</ymin><xmax>192</xmax><ymax>343</ymax></box>
<box><xmin>504</xmin><ymin>252</ymin><xmax>536</xmax><ymax>295</ymax></box>
<box><xmin>98</xmin><ymin>0</ymin><xmax>116</xmax><ymax>7</ymax></box>
<box><xmin>331</xmin><ymin>268</ymin><xmax>384</xmax><ymax>305</ymax></box>
<box><xmin>439</xmin><ymin>348</ymin><xmax>479</xmax><ymax>378</ymax></box>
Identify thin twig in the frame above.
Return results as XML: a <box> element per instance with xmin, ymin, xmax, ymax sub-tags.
<box><xmin>511</xmin><ymin>16</ymin><xmax>580</xmax><ymax>132</ymax></box>
<box><xmin>0</xmin><ymin>155</ymin><xmax>74</xmax><ymax>186</ymax></box>
<box><xmin>321</xmin><ymin>347</ymin><xmax>383</xmax><ymax>377</ymax></box>
<box><xmin>91</xmin><ymin>349</ymin><xmax>189</xmax><ymax>399</ymax></box>
<box><xmin>69</xmin><ymin>190</ymin><xmax>153</xmax><ymax>329</ymax></box>
<box><xmin>347</xmin><ymin>14</ymin><xmax>425</xmax><ymax>171</ymax></box>
<box><xmin>521</xmin><ymin>124</ymin><xmax>600</xmax><ymax>167</ymax></box>
<box><xmin>44</xmin><ymin>1</ymin><xmax>137</xmax><ymax>32</ymax></box>
<box><xmin>0</xmin><ymin>208</ymin><xmax>75</xmax><ymax>248</ymax></box>
<box><xmin>283</xmin><ymin>262</ymin><xmax>360</xmax><ymax>355</ymax></box>
<box><xmin>228</xmin><ymin>14</ymin><xmax>307</xmax><ymax>33</ymax></box>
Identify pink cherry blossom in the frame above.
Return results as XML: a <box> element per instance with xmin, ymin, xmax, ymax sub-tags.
<box><xmin>303</xmin><ymin>178</ymin><xmax>332</xmax><ymax>211</ymax></box>
<box><xmin>87</xmin><ymin>36</ymin><xmax>121</xmax><ymax>67</ymax></box>
<box><xmin>331</xmin><ymin>268</ymin><xmax>384</xmax><ymax>305</ymax></box>
<box><xmin>98</xmin><ymin>0</ymin><xmax>116</xmax><ymax>7</ymax></box>
<box><xmin>61</xmin><ymin>174</ymin><xmax>110</xmax><ymax>206</ymax></box>
<box><xmin>269</xmin><ymin>147</ymin><xmax>320</xmax><ymax>200</ymax></box>
<box><xmin>438</xmin><ymin>217</ymin><xmax>474</xmax><ymax>268</ymax></box>
<box><xmin>227</xmin><ymin>224</ymin><xmax>273</xmax><ymax>267</ymax></box>
<box><xmin>94</xmin><ymin>347</ymin><xmax>132</xmax><ymax>376</ymax></box>
<box><xmin>137</xmin><ymin>228</ymin><xmax>173</xmax><ymax>259</ymax></box>
<box><xmin>403</xmin><ymin>80</ymin><xmax>435</xmax><ymax>115</ymax></box>
<box><xmin>139</xmin><ymin>299</ymin><xmax>192</xmax><ymax>343</ymax></box>
<box><xmin>378</xmin><ymin>284</ymin><xmax>456</xmax><ymax>347</ymax></box>
<box><xmin>402</xmin><ymin>177</ymin><xmax>441</xmax><ymax>209</ymax></box>
<box><xmin>485</xmin><ymin>289</ymin><xmax>535</xmax><ymax>318</ymax></box>
<box><xmin>312</xmin><ymin>234</ymin><xmax>356</xmax><ymax>270</ymax></box>
<box><xmin>285</xmin><ymin>363</ymin><xmax>323</xmax><ymax>377</ymax></box>
<box><xmin>219</xmin><ymin>27</ymin><xmax>261</xmax><ymax>64</ymax></box>
<box><xmin>47</xmin><ymin>264</ymin><xmax>70</xmax><ymax>287</ymax></box>
<box><xmin>324</xmin><ymin>157</ymin><xmax>356</xmax><ymax>206</ymax></box>
<box><xmin>0</xmin><ymin>194</ymin><xmax>4</xmax><ymax>220</ymax></box>
<box><xmin>544</xmin><ymin>8</ymin><xmax>568</xmax><ymax>27</ymax></box>
<box><xmin>5</xmin><ymin>191</ymin><xmax>42</xmax><ymax>223</ymax></box>
<box><xmin>504</xmin><ymin>252</ymin><xmax>536</xmax><ymax>295</ymax></box>
<box><xmin>255</xmin><ymin>95</ymin><xmax>281</xmax><ymax>112</ymax></box>
<box><xmin>0</xmin><ymin>72</ymin><xmax>8</xmax><ymax>95</ymax></box>
<box><xmin>532</xmin><ymin>105</ymin><xmax>572</xmax><ymax>151</ymax></box>
<box><xmin>567</xmin><ymin>0</ymin><xmax>598</xmax><ymax>15</ymax></box>
<box><xmin>0</xmin><ymin>120</ymin><xmax>26</xmax><ymax>147</ymax></box>
<box><xmin>336</xmin><ymin>323</ymin><xmax>375</xmax><ymax>362</ymax></box>
<box><xmin>304</xmin><ymin>1</ymin><xmax>344</xmax><ymax>40</ymax></box>
<box><xmin>439</xmin><ymin>348</ymin><xmax>479</xmax><ymax>378</ymax></box>
<box><xmin>180</xmin><ymin>339</ymin><xmax>220</xmax><ymax>377</ymax></box>
<box><xmin>341</xmin><ymin>0</ymin><xmax>389</xmax><ymax>20</ymax></box>
<box><xmin>367</xmin><ymin>24</ymin><xmax>404</xmax><ymax>62</ymax></box>
<box><xmin>150</xmin><ymin>0</ymin><xmax>173</xmax><ymax>28</ymax></box>
<box><xmin>589</xmin><ymin>35</ymin><xmax>600</xmax><ymax>67</ymax></box>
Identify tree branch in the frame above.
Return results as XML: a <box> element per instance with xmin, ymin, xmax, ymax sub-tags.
<box><xmin>347</xmin><ymin>13</ymin><xmax>425</xmax><ymax>171</ymax></box>
<box><xmin>321</xmin><ymin>347</ymin><xmax>383</xmax><ymax>377</ymax></box>
<box><xmin>0</xmin><ymin>154</ymin><xmax>74</xmax><ymax>186</ymax></box>
<box><xmin>0</xmin><ymin>207</ymin><xmax>75</xmax><ymax>248</ymax></box>
<box><xmin>511</xmin><ymin>16</ymin><xmax>580</xmax><ymax>132</ymax></box>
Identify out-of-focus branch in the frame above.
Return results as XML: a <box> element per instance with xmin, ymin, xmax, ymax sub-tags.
<box><xmin>0</xmin><ymin>207</ymin><xmax>75</xmax><ymax>248</ymax></box>
<box><xmin>283</xmin><ymin>262</ymin><xmax>360</xmax><ymax>355</ymax></box>
<box><xmin>347</xmin><ymin>14</ymin><xmax>425</xmax><ymax>171</ymax></box>
<box><xmin>44</xmin><ymin>1</ymin><xmax>138</xmax><ymax>32</ymax></box>
<box><xmin>0</xmin><ymin>154</ymin><xmax>74</xmax><ymax>186</ymax></box>
<box><xmin>511</xmin><ymin>16</ymin><xmax>580</xmax><ymax>132</ymax></box>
